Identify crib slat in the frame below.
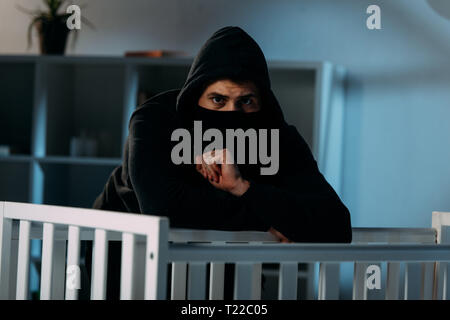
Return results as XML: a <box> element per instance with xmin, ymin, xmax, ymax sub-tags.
<box><xmin>421</xmin><ymin>262</ymin><xmax>434</xmax><ymax>300</ymax></box>
<box><xmin>0</xmin><ymin>212</ymin><xmax>13</xmax><ymax>299</ymax></box>
<box><xmin>51</xmin><ymin>240</ymin><xmax>66</xmax><ymax>299</ymax></box>
<box><xmin>133</xmin><ymin>240</ymin><xmax>146</xmax><ymax>299</ymax></box>
<box><xmin>188</xmin><ymin>262</ymin><xmax>207</xmax><ymax>299</ymax></box>
<box><xmin>40</xmin><ymin>224</ymin><xmax>66</xmax><ymax>299</ymax></box>
<box><xmin>120</xmin><ymin>233</ymin><xmax>136</xmax><ymax>300</ymax></box>
<box><xmin>385</xmin><ymin>262</ymin><xmax>401</xmax><ymax>300</ymax></box>
<box><xmin>16</xmin><ymin>220</ymin><xmax>31</xmax><ymax>300</ymax></box>
<box><xmin>278</xmin><ymin>262</ymin><xmax>298</xmax><ymax>300</ymax></box>
<box><xmin>304</xmin><ymin>263</ymin><xmax>316</xmax><ymax>300</ymax></box>
<box><xmin>404</xmin><ymin>263</ymin><xmax>421</xmax><ymax>300</ymax></box>
<box><xmin>91</xmin><ymin>229</ymin><xmax>108</xmax><ymax>300</ymax></box>
<box><xmin>171</xmin><ymin>262</ymin><xmax>187</xmax><ymax>300</ymax></box>
<box><xmin>234</xmin><ymin>263</ymin><xmax>262</xmax><ymax>300</ymax></box>
<box><xmin>9</xmin><ymin>240</ymin><xmax>18</xmax><ymax>299</ymax></box>
<box><xmin>434</xmin><ymin>262</ymin><xmax>449</xmax><ymax>300</ymax></box>
<box><xmin>318</xmin><ymin>263</ymin><xmax>340</xmax><ymax>300</ymax></box>
<box><xmin>443</xmin><ymin>262</ymin><xmax>448</xmax><ymax>300</ymax></box>
<box><xmin>40</xmin><ymin>223</ymin><xmax>55</xmax><ymax>299</ymax></box>
<box><xmin>433</xmin><ymin>262</ymin><xmax>444</xmax><ymax>300</ymax></box>
<box><xmin>352</xmin><ymin>262</ymin><xmax>368</xmax><ymax>300</ymax></box>
<box><xmin>209</xmin><ymin>262</ymin><xmax>225</xmax><ymax>300</ymax></box>
<box><xmin>253</xmin><ymin>263</ymin><xmax>262</xmax><ymax>299</ymax></box>
<box><xmin>65</xmin><ymin>225</ymin><xmax>81</xmax><ymax>300</ymax></box>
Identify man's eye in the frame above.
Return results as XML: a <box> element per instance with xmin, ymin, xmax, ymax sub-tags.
<box><xmin>212</xmin><ymin>97</ymin><xmax>224</xmax><ymax>104</ymax></box>
<box><xmin>241</xmin><ymin>98</ymin><xmax>253</xmax><ymax>105</ymax></box>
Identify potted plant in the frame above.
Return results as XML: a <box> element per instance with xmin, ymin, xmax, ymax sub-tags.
<box><xmin>17</xmin><ymin>0</ymin><xmax>93</xmax><ymax>55</ymax></box>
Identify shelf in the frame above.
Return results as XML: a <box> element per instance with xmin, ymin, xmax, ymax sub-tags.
<box><xmin>37</xmin><ymin>156</ymin><xmax>122</xmax><ymax>166</ymax></box>
<box><xmin>0</xmin><ymin>54</ymin><xmax>330</xmax><ymax>70</ymax></box>
<box><xmin>0</xmin><ymin>155</ymin><xmax>33</xmax><ymax>163</ymax></box>
<box><xmin>0</xmin><ymin>155</ymin><xmax>122</xmax><ymax>166</ymax></box>
<box><xmin>0</xmin><ymin>54</ymin><xmax>194</xmax><ymax>67</ymax></box>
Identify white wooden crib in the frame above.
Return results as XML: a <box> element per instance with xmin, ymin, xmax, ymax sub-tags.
<box><xmin>0</xmin><ymin>201</ymin><xmax>449</xmax><ymax>300</ymax></box>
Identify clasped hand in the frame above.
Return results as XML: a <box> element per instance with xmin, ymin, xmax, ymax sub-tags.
<box><xmin>195</xmin><ymin>148</ymin><xmax>292</xmax><ymax>243</ymax></box>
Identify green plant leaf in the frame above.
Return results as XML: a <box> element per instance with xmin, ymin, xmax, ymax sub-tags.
<box><xmin>43</xmin><ymin>0</ymin><xmax>67</xmax><ymax>18</ymax></box>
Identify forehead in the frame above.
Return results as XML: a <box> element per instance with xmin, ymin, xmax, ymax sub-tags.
<box><xmin>203</xmin><ymin>79</ymin><xmax>259</xmax><ymax>96</ymax></box>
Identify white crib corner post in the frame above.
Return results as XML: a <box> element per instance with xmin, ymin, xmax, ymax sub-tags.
<box><xmin>144</xmin><ymin>218</ymin><xmax>169</xmax><ymax>300</ymax></box>
<box><xmin>0</xmin><ymin>202</ymin><xmax>13</xmax><ymax>299</ymax></box>
<box><xmin>432</xmin><ymin>211</ymin><xmax>445</xmax><ymax>245</ymax></box>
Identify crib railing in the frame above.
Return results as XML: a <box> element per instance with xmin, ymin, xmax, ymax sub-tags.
<box><xmin>0</xmin><ymin>201</ymin><xmax>169</xmax><ymax>300</ymax></box>
<box><xmin>169</xmin><ymin>242</ymin><xmax>450</xmax><ymax>300</ymax></box>
<box><xmin>168</xmin><ymin>227</ymin><xmax>440</xmax><ymax>300</ymax></box>
<box><xmin>1</xmin><ymin>201</ymin><xmax>449</xmax><ymax>300</ymax></box>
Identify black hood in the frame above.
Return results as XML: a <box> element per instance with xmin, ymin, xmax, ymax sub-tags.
<box><xmin>176</xmin><ymin>26</ymin><xmax>285</xmax><ymax>127</ymax></box>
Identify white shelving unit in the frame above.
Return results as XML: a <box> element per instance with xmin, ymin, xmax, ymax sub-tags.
<box><xmin>0</xmin><ymin>55</ymin><xmax>346</xmax><ymax>209</ymax></box>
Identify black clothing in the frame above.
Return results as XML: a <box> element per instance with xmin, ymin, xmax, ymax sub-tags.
<box><xmin>93</xmin><ymin>26</ymin><xmax>352</xmax><ymax>243</ymax></box>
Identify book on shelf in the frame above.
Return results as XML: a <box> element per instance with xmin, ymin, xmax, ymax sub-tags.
<box><xmin>124</xmin><ymin>50</ymin><xmax>187</xmax><ymax>58</ymax></box>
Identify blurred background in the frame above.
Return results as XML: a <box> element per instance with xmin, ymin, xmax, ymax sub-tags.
<box><xmin>1</xmin><ymin>0</ymin><xmax>450</xmax><ymax>299</ymax></box>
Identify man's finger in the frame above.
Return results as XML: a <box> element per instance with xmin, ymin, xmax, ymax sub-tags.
<box><xmin>268</xmin><ymin>227</ymin><xmax>291</xmax><ymax>243</ymax></box>
<box><xmin>202</xmin><ymin>156</ymin><xmax>219</xmax><ymax>182</ymax></box>
<box><xmin>202</xmin><ymin>151</ymin><xmax>222</xmax><ymax>181</ymax></box>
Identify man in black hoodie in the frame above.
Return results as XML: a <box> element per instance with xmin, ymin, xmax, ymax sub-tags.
<box><xmin>93</xmin><ymin>26</ymin><xmax>351</xmax><ymax>243</ymax></box>
<box><xmin>89</xmin><ymin>25</ymin><xmax>352</xmax><ymax>299</ymax></box>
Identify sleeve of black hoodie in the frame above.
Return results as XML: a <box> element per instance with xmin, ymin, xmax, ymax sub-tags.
<box><xmin>241</xmin><ymin>124</ymin><xmax>352</xmax><ymax>243</ymax></box>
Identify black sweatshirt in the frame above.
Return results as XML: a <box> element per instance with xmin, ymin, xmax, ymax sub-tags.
<box><xmin>93</xmin><ymin>26</ymin><xmax>352</xmax><ymax>243</ymax></box>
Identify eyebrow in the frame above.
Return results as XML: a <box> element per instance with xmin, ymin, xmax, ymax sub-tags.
<box><xmin>207</xmin><ymin>92</ymin><xmax>257</xmax><ymax>99</ymax></box>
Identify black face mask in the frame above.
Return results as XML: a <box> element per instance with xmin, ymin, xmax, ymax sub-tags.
<box><xmin>192</xmin><ymin>105</ymin><xmax>273</xmax><ymax>130</ymax></box>
<box><xmin>191</xmin><ymin>105</ymin><xmax>276</xmax><ymax>180</ymax></box>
